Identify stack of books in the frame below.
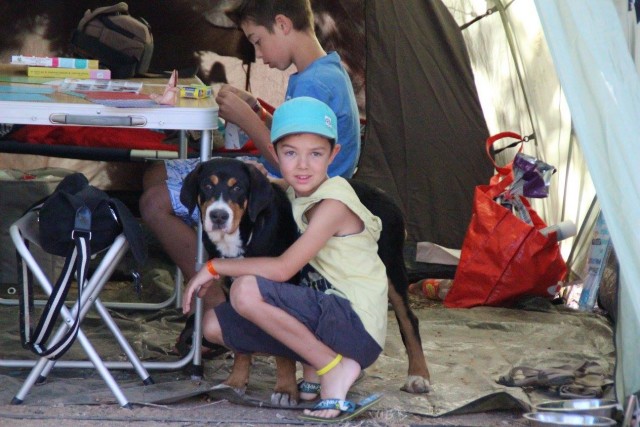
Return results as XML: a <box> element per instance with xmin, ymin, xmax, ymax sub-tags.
<box><xmin>11</xmin><ymin>55</ymin><xmax>111</xmax><ymax>79</ymax></box>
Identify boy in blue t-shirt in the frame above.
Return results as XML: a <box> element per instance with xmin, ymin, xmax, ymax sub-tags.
<box><xmin>138</xmin><ymin>0</ymin><xmax>360</xmax><ymax>339</ymax></box>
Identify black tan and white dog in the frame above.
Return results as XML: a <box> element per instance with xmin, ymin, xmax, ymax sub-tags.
<box><xmin>180</xmin><ymin>157</ymin><xmax>430</xmax><ymax>405</ymax></box>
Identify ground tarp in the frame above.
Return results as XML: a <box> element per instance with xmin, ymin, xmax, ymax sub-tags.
<box><xmin>0</xmin><ymin>266</ymin><xmax>615</xmax><ymax>421</ymax></box>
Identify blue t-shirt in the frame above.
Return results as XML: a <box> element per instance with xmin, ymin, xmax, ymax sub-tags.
<box><xmin>263</xmin><ymin>51</ymin><xmax>360</xmax><ymax>178</ymax></box>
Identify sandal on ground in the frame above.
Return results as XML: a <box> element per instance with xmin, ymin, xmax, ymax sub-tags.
<box><xmin>558</xmin><ymin>361</ymin><xmax>613</xmax><ymax>398</ymax></box>
<box><xmin>558</xmin><ymin>384</ymin><xmax>604</xmax><ymax>399</ymax></box>
<box><xmin>298</xmin><ymin>380</ymin><xmax>321</xmax><ymax>401</ymax></box>
<box><xmin>498</xmin><ymin>366</ymin><xmax>574</xmax><ymax>387</ymax></box>
<box><xmin>574</xmin><ymin>361</ymin><xmax>613</xmax><ymax>387</ymax></box>
<box><xmin>173</xmin><ymin>314</ymin><xmax>228</xmax><ymax>359</ymax></box>
<box><xmin>297</xmin><ymin>371</ymin><xmax>366</xmax><ymax>402</ymax></box>
<box><xmin>298</xmin><ymin>393</ymin><xmax>383</xmax><ymax>424</ymax></box>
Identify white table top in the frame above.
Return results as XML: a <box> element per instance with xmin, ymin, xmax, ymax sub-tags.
<box><xmin>0</xmin><ymin>66</ymin><xmax>219</xmax><ymax>131</ymax></box>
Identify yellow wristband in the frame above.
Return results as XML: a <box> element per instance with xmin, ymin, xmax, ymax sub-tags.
<box><xmin>316</xmin><ymin>354</ymin><xmax>343</xmax><ymax>376</ymax></box>
<box><xmin>206</xmin><ymin>260</ymin><xmax>218</xmax><ymax>276</ymax></box>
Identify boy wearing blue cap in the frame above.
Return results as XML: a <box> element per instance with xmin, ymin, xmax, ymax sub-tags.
<box><xmin>182</xmin><ymin>97</ymin><xmax>386</xmax><ymax>422</ymax></box>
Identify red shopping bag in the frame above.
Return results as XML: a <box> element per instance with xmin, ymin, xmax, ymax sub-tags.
<box><xmin>444</xmin><ymin>133</ymin><xmax>567</xmax><ymax>308</ymax></box>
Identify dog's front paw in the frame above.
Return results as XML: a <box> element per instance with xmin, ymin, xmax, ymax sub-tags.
<box><xmin>270</xmin><ymin>391</ymin><xmax>298</xmax><ymax>407</ymax></box>
<box><xmin>222</xmin><ymin>379</ymin><xmax>247</xmax><ymax>397</ymax></box>
<box><xmin>401</xmin><ymin>375</ymin><xmax>431</xmax><ymax>394</ymax></box>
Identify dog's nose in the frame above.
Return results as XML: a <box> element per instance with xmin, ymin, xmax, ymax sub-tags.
<box><xmin>209</xmin><ymin>209</ymin><xmax>230</xmax><ymax>226</ymax></box>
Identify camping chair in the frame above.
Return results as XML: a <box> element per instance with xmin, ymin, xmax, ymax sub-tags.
<box><xmin>4</xmin><ymin>210</ymin><xmax>206</xmax><ymax>404</ymax></box>
<box><xmin>6</xmin><ymin>210</ymin><xmax>154</xmax><ymax>407</ymax></box>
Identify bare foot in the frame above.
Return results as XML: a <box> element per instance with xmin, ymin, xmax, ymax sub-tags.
<box><xmin>302</xmin><ymin>357</ymin><xmax>361</xmax><ymax>419</ymax></box>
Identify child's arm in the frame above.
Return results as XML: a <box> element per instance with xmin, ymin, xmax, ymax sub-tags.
<box><xmin>182</xmin><ymin>199</ymin><xmax>362</xmax><ymax>314</ymax></box>
<box><xmin>215</xmin><ymin>85</ymin><xmax>277</xmax><ymax>168</ymax></box>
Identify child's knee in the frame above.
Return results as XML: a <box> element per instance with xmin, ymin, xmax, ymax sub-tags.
<box><xmin>229</xmin><ymin>275</ymin><xmax>260</xmax><ymax>315</ymax></box>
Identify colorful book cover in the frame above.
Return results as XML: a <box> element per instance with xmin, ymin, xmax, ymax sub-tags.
<box><xmin>26</xmin><ymin>67</ymin><xmax>111</xmax><ymax>79</ymax></box>
<box><xmin>59</xmin><ymin>79</ymin><xmax>142</xmax><ymax>93</ymax></box>
<box><xmin>12</xmin><ymin>55</ymin><xmax>99</xmax><ymax>69</ymax></box>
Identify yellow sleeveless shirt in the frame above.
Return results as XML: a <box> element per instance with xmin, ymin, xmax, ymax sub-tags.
<box><xmin>288</xmin><ymin>177</ymin><xmax>388</xmax><ymax>348</ymax></box>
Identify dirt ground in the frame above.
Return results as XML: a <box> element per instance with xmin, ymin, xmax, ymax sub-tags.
<box><xmin>0</xmin><ymin>372</ymin><xmax>530</xmax><ymax>427</ymax></box>
<box><xmin>0</xmin><ymin>389</ymin><xmax>531</xmax><ymax>427</ymax></box>
<box><xmin>0</xmin><ymin>406</ymin><xmax>530</xmax><ymax>427</ymax></box>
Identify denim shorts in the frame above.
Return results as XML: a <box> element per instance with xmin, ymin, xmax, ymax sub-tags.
<box><xmin>165</xmin><ymin>158</ymin><xmax>200</xmax><ymax>226</ymax></box>
<box><xmin>214</xmin><ymin>276</ymin><xmax>382</xmax><ymax>369</ymax></box>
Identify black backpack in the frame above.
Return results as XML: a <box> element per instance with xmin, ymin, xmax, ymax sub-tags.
<box><xmin>19</xmin><ymin>173</ymin><xmax>146</xmax><ymax>360</ymax></box>
<box><xmin>70</xmin><ymin>2</ymin><xmax>153</xmax><ymax>78</ymax></box>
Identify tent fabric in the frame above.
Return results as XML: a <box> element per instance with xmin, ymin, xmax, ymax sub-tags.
<box><xmin>446</xmin><ymin>0</ymin><xmax>596</xmax><ymax>263</ymax></box>
<box><xmin>355</xmin><ymin>0</ymin><xmax>494</xmax><ymax>248</ymax></box>
<box><xmin>534</xmin><ymin>0</ymin><xmax>640</xmax><ymax>402</ymax></box>
<box><xmin>442</xmin><ymin>0</ymin><xmax>639</xmax><ymax>401</ymax></box>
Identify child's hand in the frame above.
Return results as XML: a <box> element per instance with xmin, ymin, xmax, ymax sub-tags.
<box><xmin>182</xmin><ymin>262</ymin><xmax>220</xmax><ymax>314</ymax></box>
<box><xmin>242</xmin><ymin>158</ymin><xmax>269</xmax><ymax>176</ymax></box>
<box><xmin>218</xmin><ymin>84</ymin><xmax>255</xmax><ymax>106</ymax></box>
<box><xmin>216</xmin><ymin>84</ymin><xmax>256</xmax><ymax>125</ymax></box>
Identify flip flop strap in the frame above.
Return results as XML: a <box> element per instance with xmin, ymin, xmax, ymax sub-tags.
<box><xmin>298</xmin><ymin>381</ymin><xmax>321</xmax><ymax>394</ymax></box>
<box><xmin>313</xmin><ymin>399</ymin><xmax>355</xmax><ymax>413</ymax></box>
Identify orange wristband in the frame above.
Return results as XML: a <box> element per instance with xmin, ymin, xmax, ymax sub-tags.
<box><xmin>206</xmin><ymin>260</ymin><xmax>218</xmax><ymax>276</ymax></box>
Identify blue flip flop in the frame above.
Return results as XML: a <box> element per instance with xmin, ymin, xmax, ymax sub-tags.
<box><xmin>298</xmin><ymin>393</ymin><xmax>383</xmax><ymax>423</ymax></box>
<box><xmin>298</xmin><ymin>380</ymin><xmax>321</xmax><ymax>399</ymax></box>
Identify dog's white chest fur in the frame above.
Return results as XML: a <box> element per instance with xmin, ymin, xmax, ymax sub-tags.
<box><xmin>206</xmin><ymin>229</ymin><xmax>245</xmax><ymax>258</ymax></box>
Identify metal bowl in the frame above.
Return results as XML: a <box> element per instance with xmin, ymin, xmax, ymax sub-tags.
<box><xmin>524</xmin><ymin>412</ymin><xmax>616</xmax><ymax>426</ymax></box>
<box><xmin>534</xmin><ymin>399</ymin><xmax>617</xmax><ymax>418</ymax></box>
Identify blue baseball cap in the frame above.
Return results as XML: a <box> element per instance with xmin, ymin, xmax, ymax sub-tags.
<box><xmin>270</xmin><ymin>97</ymin><xmax>338</xmax><ymax>144</ymax></box>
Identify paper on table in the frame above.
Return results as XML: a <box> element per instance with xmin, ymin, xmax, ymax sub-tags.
<box><xmin>84</xmin><ymin>91</ymin><xmax>151</xmax><ymax>100</ymax></box>
<box><xmin>0</xmin><ymin>86</ymin><xmax>55</xmax><ymax>94</ymax></box>
<box><xmin>85</xmin><ymin>98</ymin><xmax>164</xmax><ymax>108</ymax></box>
<box><xmin>59</xmin><ymin>78</ymin><xmax>143</xmax><ymax>93</ymax></box>
<box><xmin>415</xmin><ymin>242</ymin><xmax>461</xmax><ymax>265</ymax></box>
<box><xmin>0</xmin><ymin>93</ymin><xmax>51</xmax><ymax>102</ymax></box>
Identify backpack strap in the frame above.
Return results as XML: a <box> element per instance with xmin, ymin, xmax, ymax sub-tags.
<box><xmin>20</xmin><ymin>205</ymin><xmax>93</xmax><ymax>360</ymax></box>
<box><xmin>109</xmin><ymin>198</ymin><xmax>147</xmax><ymax>265</ymax></box>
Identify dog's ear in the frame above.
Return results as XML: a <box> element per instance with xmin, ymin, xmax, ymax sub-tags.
<box><xmin>246</xmin><ymin>163</ymin><xmax>274</xmax><ymax>222</ymax></box>
<box><xmin>180</xmin><ymin>163</ymin><xmax>203</xmax><ymax>215</ymax></box>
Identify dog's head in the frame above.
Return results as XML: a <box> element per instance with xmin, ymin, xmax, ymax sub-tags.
<box><xmin>180</xmin><ymin>158</ymin><xmax>274</xmax><ymax>238</ymax></box>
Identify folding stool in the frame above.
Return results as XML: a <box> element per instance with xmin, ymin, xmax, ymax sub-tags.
<box><xmin>7</xmin><ymin>210</ymin><xmax>155</xmax><ymax>407</ymax></box>
<box><xmin>0</xmin><ymin>133</ymin><xmax>207</xmax><ymax>404</ymax></box>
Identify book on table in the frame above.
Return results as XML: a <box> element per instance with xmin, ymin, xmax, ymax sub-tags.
<box><xmin>11</xmin><ymin>55</ymin><xmax>99</xmax><ymax>69</ymax></box>
<box><xmin>26</xmin><ymin>67</ymin><xmax>111</xmax><ymax>79</ymax></box>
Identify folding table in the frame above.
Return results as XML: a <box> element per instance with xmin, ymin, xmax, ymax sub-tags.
<box><xmin>0</xmin><ymin>65</ymin><xmax>217</xmax><ymax>403</ymax></box>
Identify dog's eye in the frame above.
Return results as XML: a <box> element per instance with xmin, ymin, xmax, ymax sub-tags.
<box><xmin>231</xmin><ymin>185</ymin><xmax>241</xmax><ymax>192</ymax></box>
<box><xmin>203</xmin><ymin>183</ymin><xmax>213</xmax><ymax>191</ymax></box>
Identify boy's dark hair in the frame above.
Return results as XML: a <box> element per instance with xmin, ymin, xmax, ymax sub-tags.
<box><xmin>226</xmin><ymin>0</ymin><xmax>314</xmax><ymax>33</ymax></box>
